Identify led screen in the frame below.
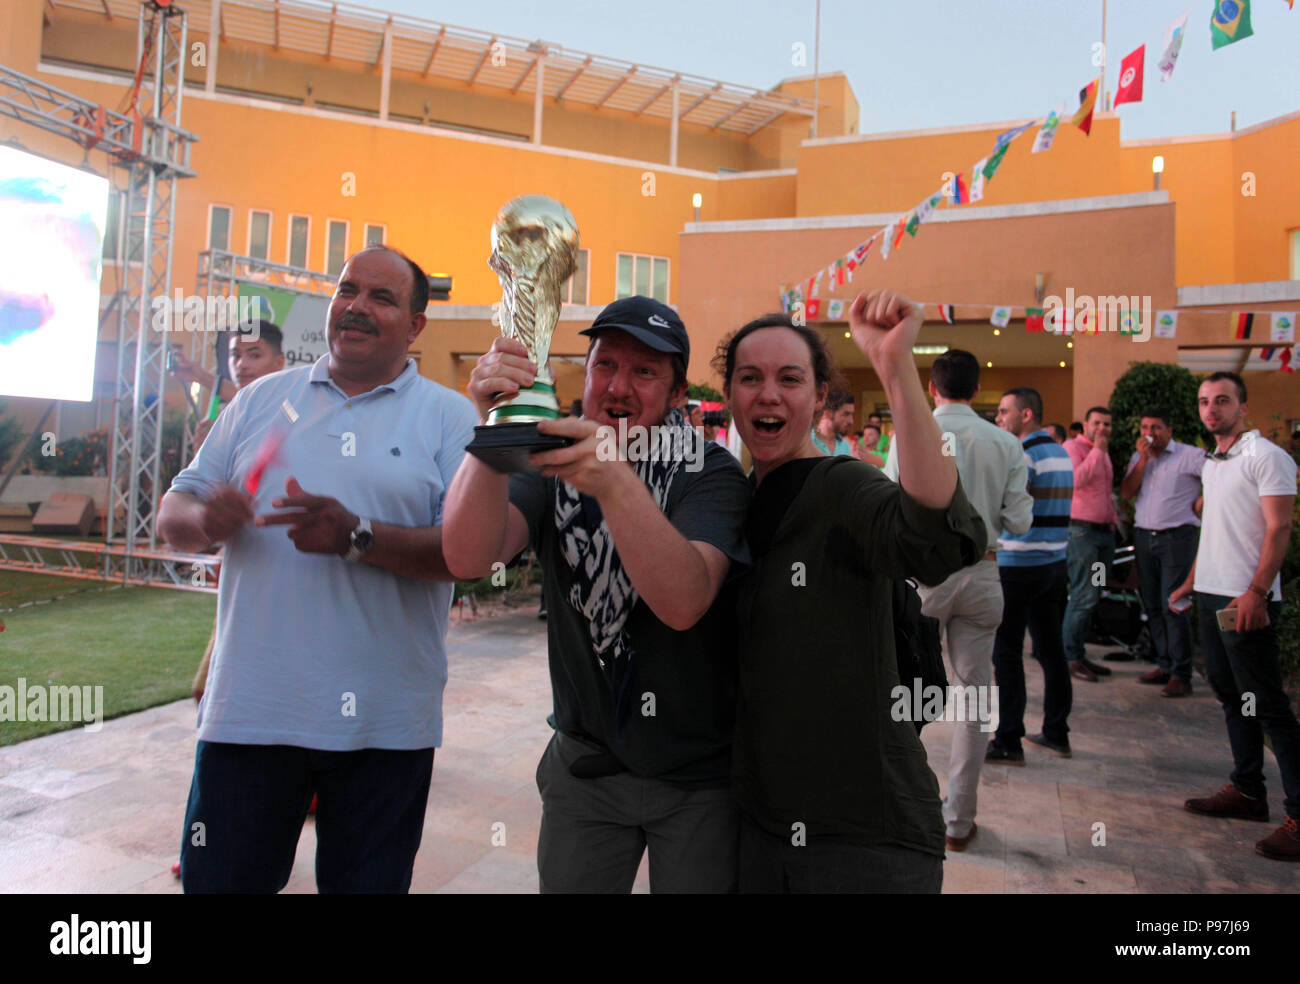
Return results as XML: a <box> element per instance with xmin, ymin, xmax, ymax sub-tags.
<box><xmin>0</xmin><ymin>144</ymin><xmax>109</xmax><ymax>402</ymax></box>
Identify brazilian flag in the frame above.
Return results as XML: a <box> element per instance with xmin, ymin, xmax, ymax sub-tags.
<box><xmin>1211</xmin><ymin>0</ymin><xmax>1253</xmax><ymax>50</ymax></box>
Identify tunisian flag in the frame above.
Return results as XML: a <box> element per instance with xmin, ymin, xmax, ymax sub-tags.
<box><xmin>1114</xmin><ymin>45</ymin><xmax>1146</xmax><ymax>107</ymax></box>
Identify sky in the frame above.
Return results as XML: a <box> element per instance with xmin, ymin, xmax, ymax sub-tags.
<box><xmin>365</xmin><ymin>0</ymin><xmax>1298</xmax><ymax>141</ymax></box>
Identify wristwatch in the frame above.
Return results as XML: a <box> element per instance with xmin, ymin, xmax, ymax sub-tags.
<box><xmin>344</xmin><ymin>517</ymin><xmax>374</xmax><ymax>562</ymax></box>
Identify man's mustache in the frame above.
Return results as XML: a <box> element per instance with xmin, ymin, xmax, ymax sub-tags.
<box><xmin>337</xmin><ymin>314</ymin><xmax>377</xmax><ymax>334</ymax></box>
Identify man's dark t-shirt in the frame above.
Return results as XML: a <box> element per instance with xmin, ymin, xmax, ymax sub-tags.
<box><xmin>509</xmin><ymin>443</ymin><xmax>750</xmax><ymax>787</ymax></box>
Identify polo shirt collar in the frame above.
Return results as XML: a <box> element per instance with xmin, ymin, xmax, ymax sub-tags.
<box><xmin>933</xmin><ymin>403</ymin><xmax>978</xmax><ymax>420</ymax></box>
<box><xmin>309</xmin><ymin>354</ymin><xmax>420</xmax><ymax>396</ymax></box>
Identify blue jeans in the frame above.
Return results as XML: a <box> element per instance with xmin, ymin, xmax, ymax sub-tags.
<box><xmin>180</xmin><ymin>741</ymin><xmax>435</xmax><ymax>893</ymax></box>
<box><xmin>1063</xmin><ymin>524</ymin><xmax>1116</xmax><ymax>663</ymax></box>
<box><xmin>1133</xmin><ymin>526</ymin><xmax>1198</xmax><ymax>680</ymax></box>
<box><xmin>1197</xmin><ymin>593</ymin><xmax>1300</xmax><ymax>820</ymax></box>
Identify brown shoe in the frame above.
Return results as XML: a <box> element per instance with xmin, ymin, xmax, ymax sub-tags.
<box><xmin>1069</xmin><ymin>660</ymin><xmax>1097</xmax><ymax>682</ymax></box>
<box><xmin>1160</xmin><ymin>678</ymin><xmax>1191</xmax><ymax>698</ymax></box>
<box><xmin>1184</xmin><ymin>784</ymin><xmax>1269</xmax><ymax>822</ymax></box>
<box><xmin>1255</xmin><ymin>816</ymin><xmax>1300</xmax><ymax>862</ymax></box>
<box><xmin>1138</xmin><ymin>668</ymin><xmax>1170</xmax><ymax>685</ymax></box>
<box><xmin>946</xmin><ymin>822</ymin><xmax>977</xmax><ymax>853</ymax></box>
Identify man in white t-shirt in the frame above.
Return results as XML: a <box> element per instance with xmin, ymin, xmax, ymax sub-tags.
<box><xmin>1170</xmin><ymin>371</ymin><xmax>1299</xmax><ymax>863</ymax></box>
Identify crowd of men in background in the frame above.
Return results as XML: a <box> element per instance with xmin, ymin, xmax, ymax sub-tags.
<box><xmin>868</xmin><ymin>354</ymin><xmax>1298</xmax><ymax>863</ymax></box>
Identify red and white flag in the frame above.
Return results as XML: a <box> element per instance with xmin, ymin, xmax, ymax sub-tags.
<box><xmin>1114</xmin><ymin>45</ymin><xmax>1146</xmax><ymax>107</ymax></box>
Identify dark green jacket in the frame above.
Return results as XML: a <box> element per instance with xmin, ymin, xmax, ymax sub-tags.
<box><xmin>732</xmin><ymin>457</ymin><xmax>987</xmax><ymax>856</ymax></box>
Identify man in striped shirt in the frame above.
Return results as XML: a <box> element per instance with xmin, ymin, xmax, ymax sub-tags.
<box><xmin>986</xmin><ymin>387</ymin><xmax>1076</xmax><ymax>764</ymax></box>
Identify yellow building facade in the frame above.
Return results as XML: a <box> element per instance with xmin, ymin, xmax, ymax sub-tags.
<box><xmin>2</xmin><ymin>0</ymin><xmax>1297</xmax><ymax>441</ymax></box>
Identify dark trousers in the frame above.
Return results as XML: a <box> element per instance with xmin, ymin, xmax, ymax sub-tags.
<box><xmin>737</xmin><ymin>811</ymin><xmax>942</xmax><ymax>894</ymax></box>
<box><xmin>1197</xmin><ymin>593</ymin><xmax>1300</xmax><ymax>820</ymax></box>
<box><xmin>535</xmin><ymin>731</ymin><xmax>739</xmax><ymax>893</ymax></box>
<box><xmin>993</xmin><ymin>561</ymin><xmax>1073</xmax><ymax>750</ymax></box>
<box><xmin>180</xmin><ymin>740</ymin><xmax>435</xmax><ymax>893</ymax></box>
<box><xmin>1133</xmin><ymin>526</ymin><xmax>1198</xmax><ymax>680</ymax></box>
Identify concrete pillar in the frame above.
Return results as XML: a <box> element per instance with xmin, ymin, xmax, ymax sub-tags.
<box><xmin>532</xmin><ymin>57</ymin><xmax>544</xmax><ymax>145</ymax></box>
<box><xmin>379</xmin><ymin>23</ymin><xmax>392</xmax><ymax>121</ymax></box>
<box><xmin>205</xmin><ymin>0</ymin><xmax>220</xmax><ymax>95</ymax></box>
<box><xmin>669</xmin><ymin>83</ymin><xmax>679</xmax><ymax>167</ymax></box>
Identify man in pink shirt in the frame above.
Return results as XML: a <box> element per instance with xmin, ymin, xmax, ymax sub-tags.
<box><xmin>1062</xmin><ymin>406</ymin><xmax>1117</xmax><ymax>683</ymax></box>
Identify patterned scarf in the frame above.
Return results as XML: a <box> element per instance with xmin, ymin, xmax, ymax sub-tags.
<box><xmin>554</xmin><ymin>407</ymin><xmax>701</xmax><ymax>727</ymax></box>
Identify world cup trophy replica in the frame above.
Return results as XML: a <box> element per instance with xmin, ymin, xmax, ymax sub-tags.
<box><xmin>465</xmin><ymin>194</ymin><xmax>580</xmax><ymax>473</ymax></box>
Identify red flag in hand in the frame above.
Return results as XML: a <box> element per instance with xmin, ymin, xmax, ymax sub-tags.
<box><xmin>244</xmin><ymin>428</ymin><xmax>287</xmax><ymax>496</ymax></box>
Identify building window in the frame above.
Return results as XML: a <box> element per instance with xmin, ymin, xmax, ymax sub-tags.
<box><xmin>247</xmin><ymin>209</ymin><xmax>271</xmax><ymax>261</ymax></box>
<box><xmin>287</xmin><ymin>214</ymin><xmax>310</xmax><ymax>269</ymax></box>
<box><xmin>563</xmin><ymin>248</ymin><xmax>590</xmax><ymax>304</ymax></box>
<box><xmin>1291</xmin><ymin>229</ymin><xmax>1300</xmax><ymax>281</ymax></box>
<box><xmin>208</xmin><ymin>204</ymin><xmax>232</xmax><ymax>251</ymax></box>
<box><xmin>615</xmin><ymin>252</ymin><xmax>670</xmax><ymax>303</ymax></box>
<box><xmin>364</xmin><ymin>223</ymin><xmax>386</xmax><ymax>247</ymax></box>
<box><xmin>326</xmin><ymin>219</ymin><xmax>349</xmax><ymax>277</ymax></box>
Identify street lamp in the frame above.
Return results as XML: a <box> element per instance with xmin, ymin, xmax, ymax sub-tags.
<box><xmin>1152</xmin><ymin>155</ymin><xmax>1164</xmax><ymax>191</ymax></box>
<box><xmin>692</xmin><ymin>192</ymin><xmax>702</xmax><ymax>221</ymax></box>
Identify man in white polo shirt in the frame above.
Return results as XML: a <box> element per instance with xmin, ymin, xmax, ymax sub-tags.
<box><xmin>1171</xmin><ymin>371</ymin><xmax>1299</xmax><ymax>863</ymax></box>
<box><xmin>159</xmin><ymin>245</ymin><xmax>477</xmax><ymax>892</ymax></box>
<box><xmin>884</xmin><ymin>349</ymin><xmax>1032</xmax><ymax>852</ymax></box>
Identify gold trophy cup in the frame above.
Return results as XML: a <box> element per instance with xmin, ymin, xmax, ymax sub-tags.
<box><xmin>466</xmin><ymin>195</ymin><xmax>580</xmax><ymax>473</ymax></box>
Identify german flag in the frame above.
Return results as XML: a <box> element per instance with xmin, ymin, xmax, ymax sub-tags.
<box><xmin>1234</xmin><ymin>312</ymin><xmax>1254</xmax><ymax>339</ymax></box>
<box><xmin>1070</xmin><ymin>78</ymin><xmax>1100</xmax><ymax>136</ymax></box>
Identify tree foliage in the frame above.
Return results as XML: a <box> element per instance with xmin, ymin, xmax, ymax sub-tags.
<box><xmin>687</xmin><ymin>382</ymin><xmax>724</xmax><ymax>403</ymax></box>
<box><xmin>1106</xmin><ymin>361</ymin><xmax>1205</xmax><ymax>478</ymax></box>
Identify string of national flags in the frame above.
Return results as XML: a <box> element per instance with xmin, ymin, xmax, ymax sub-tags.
<box><xmin>779</xmin><ymin>1</ymin><xmax>1293</xmax><ymax>318</ymax></box>
<box><xmin>812</xmin><ymin>300</ymin><xmax>1296</xmax><ymax>371</ymax></box>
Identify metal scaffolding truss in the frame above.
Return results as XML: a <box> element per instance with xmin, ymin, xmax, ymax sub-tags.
<box><xmin>0</xmin><ymin>534</ymin><xmax>219</xmax><ymax>593</ymax></box>
<box><xmin>197</xmin><ymin>247</ymin><xmax>339</xmax><ymax>300</ymax></box>
<box><xmin>107</xmin><ymin>3</ymin><xmax>192</xmax><ymax>570</ymax></box>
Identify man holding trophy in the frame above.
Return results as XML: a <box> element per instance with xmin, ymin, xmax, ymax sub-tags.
<box><xmin>443</xmin><ymin>196</ymin><xmax>750</xmax><ymax>893</ymax></box>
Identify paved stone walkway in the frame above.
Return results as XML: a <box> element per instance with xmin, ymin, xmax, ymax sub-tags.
<box><xmin>1</xmin><ymin>609</ymin><xmax>1296</xmax><ymax>893</ymax></box>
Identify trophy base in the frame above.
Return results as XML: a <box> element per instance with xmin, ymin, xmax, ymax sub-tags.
<box><xmin>466</xmin><ymin>422</ymin><xmax>573</xmax><ymax>474</ymax></box>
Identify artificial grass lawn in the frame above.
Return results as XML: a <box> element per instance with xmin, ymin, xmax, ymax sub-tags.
<box><xmin>0</xmin><ymin>572</ymin><xmax>215</xmax><ymax>745</ymax></box>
